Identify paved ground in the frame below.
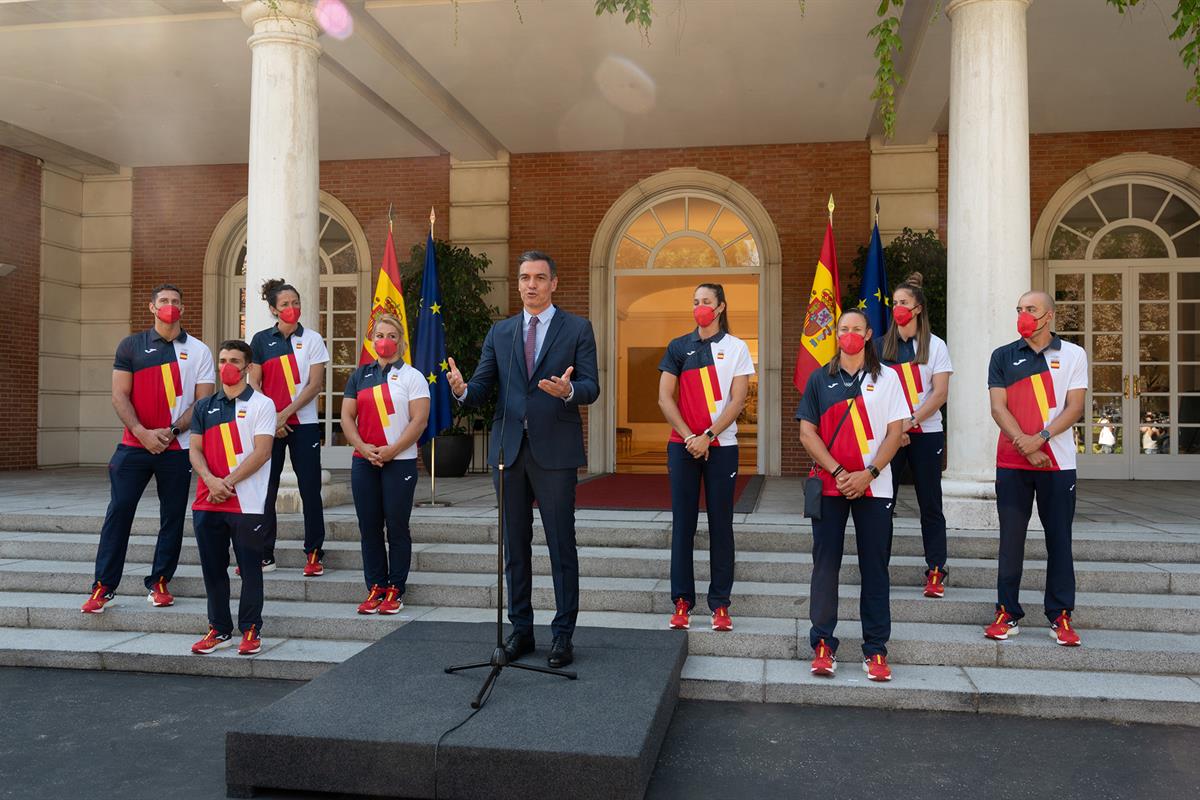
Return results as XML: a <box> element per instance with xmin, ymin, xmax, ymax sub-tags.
<box><xmin>3</xmin><ymin>666</ymin><xmax>1198</xmax><ymax>800</ymax></box>
<box><xmin>3</xmin><ymin>468</ymin><xmax>1199</xmax><ymax>532</ymax></box>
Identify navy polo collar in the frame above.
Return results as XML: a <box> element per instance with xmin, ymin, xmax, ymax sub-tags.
<box><xmin>150</xmin><ymin>327</ymin><xmax>189</xmax><ymax>345</ymax></box>
<box><xmin>688</xmin><ymin>329</ymin><xmax>727</xmax><ymax>346</ymax></box>
<box><xmin>215</xmin><ymin>385</ymin><xmax>255</xmax><ymax>406</ymax></box>
<box><xmin>1018</xmin><ymin>333</ymin><xmax>1063</xmax><ymax>354</ymax></box>
<box><xmin>271</xmin><ymin>322</ymin><xmax>305</xmax><ymax>338</ymax></box>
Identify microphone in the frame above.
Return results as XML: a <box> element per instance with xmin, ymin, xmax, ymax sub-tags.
<box><xmin>495</xmin><ymin>311</ymin><xmax>522</xmax><ymax>468</ymax></box>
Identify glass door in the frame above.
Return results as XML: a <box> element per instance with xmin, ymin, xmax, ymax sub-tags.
<box><xmin>1052</xmin><ymin>265</ymin><xmax>1200</xmax><ymax>479</ymax></box>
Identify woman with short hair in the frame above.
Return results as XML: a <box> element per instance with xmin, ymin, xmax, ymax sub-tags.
<box><xmin>341</xmin><ymin>315</ymin><xmax>430</xmax><ymax>614</ymax></box>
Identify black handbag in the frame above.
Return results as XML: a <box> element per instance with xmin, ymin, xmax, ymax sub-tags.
<box><xmin>804</xmin><ymin>377</ymin><xmax>862</xmax><ymax>520</ymax></box>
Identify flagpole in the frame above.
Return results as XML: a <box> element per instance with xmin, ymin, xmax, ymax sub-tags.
<box><xmin>417</xmin><ymin>205</ymin><xmax>451</xmax><ymax>508</ymax></box>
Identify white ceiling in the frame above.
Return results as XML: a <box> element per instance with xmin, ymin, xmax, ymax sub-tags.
<box><xmin>0</xmin><ymin>0</ymin><xmax>1195</xmax><ymax>169</ymax></box>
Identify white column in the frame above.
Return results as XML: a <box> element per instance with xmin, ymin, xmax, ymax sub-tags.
<box><xmin>943</xmin><ymin>0</ymin><xmax>1032</xmax><ymax>527</ymax></box>
<box><xmin>228</xmin><ymin>0</ymin><xmax>321</xmax><ymax>338</ymax></box>
<box><xmin>228</xmin><ymin>0</ymin><xmax>341</xmax><ymax>514</ymax></box>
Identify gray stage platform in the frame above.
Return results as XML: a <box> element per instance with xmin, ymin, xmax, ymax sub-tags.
<box><xmin>226</xmin><ymin>621</ymin><xmax>687</xmax><ymax>800</ymax></box>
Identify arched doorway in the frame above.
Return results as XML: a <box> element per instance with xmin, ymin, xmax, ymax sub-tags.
<box><xmin>203</xmin><ymin>192</ymin><xmax>372</xmax><ymax>468</ymax></box>
<box><xmin>589</xmin><ymin>170</ymin><xmax>782</xmax><ymax>475</ymax></box>
<box><xmin>1034</xmin><ymin>157</ymin><xmax>1200</xmax><ymax>479</ymax></box>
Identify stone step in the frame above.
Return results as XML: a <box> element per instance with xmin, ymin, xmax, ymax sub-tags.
<box><xmin>6</xmin><ymin>590</ymin><xmax>1199</xmax><ymax>673</ymax></box>
<box><xmin>7</xmin><ymin>533</ymin><xmax>1198</xmax><ymax>596</ymax></box>
<box><xmin>2</xmin><ymin>626</ymin><xmax>1197</xmax><ymax>727</ymax></box>
<box><xmin>6</xmin><ymin>515</ymin><xmax>1199</xmax><ymax>564</ymax></box>
<box><xmin>7</xmin><ymin>558</ymin><xmax>1200</xmax><ymax>633</ymax></box>
<box><xmin>680</xmin><ymin>656</ymin><xmax>1200</xmax><ymax>727</ymax></box>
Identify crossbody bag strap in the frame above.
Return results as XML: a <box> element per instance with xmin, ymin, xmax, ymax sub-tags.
<box><xmin>816</xmin><ymin>374</ymin><xmax>863</xmax><ymax>473</ymax></box>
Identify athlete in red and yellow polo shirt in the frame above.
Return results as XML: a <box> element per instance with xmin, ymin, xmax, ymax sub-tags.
<box><xmin>83</xmin><ymin>284</ymin><xmax>215</xmax><ymax>614</ymax></box>
<box><xmin>189</xmin><ymin>340</ymin><xmax>276</xmax><ymax>656</ymax></box>
<box><xmin>985</xmin><ymin>291</ymin><xmax>1087</xmax><ymax>646</ymax></box>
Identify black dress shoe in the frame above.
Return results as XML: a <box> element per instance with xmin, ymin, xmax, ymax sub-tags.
<box><xmin>503</xmin><ymin>630</ymin><xmax>535</xmax><ymax>661</ymax></box>
<box><xmin>548</xmin><ymin>635</ymin><xmax>573</xmax><ymax>668</ymax></box>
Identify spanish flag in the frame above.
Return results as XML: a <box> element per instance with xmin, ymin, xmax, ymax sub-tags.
<box><xmin>793</xmin><ymin>220</ymin><xmax>842</xmax><ymax>394</ymax></box>
<box><xmin>359</xmin><ymin>226</ymin><xmax>413</xmax><ymax>365</ymax></box>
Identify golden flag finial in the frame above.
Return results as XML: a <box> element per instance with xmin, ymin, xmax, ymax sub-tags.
<box><xmin>387</xmin><ymin>202</ymin><xmax>393</xmax><ymax>233</ymax></box>
<box><xmin>827</xmin><ymin>194</ymin><xmax>835</xmax><ymax>223</ymax></box>
<box><xmin>429</xmin><ymin>206</ymin><xmax>436</xmax><ymax>235</ymax></box>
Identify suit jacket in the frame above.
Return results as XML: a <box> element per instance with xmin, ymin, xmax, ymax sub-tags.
<box><xmin>461</xmin><ymin>308</ymin><xmax>599</xmax><ymax>469</ymax></box>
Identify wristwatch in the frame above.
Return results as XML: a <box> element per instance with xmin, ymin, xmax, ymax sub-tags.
<box><xmin>704</xmin><ymin>429</ymin><xmax>716</xmax><ymax>441</ymax></box>
<box><xmin>170</xmin><ymin>426</ymin><xmax>181</xmax><ymax>438</ymax></box>
<box><xmin>867</xmin><ymin>464</ymin><xmax>880</xmax><ymax>479</ymax></box>
<box><xmin>1038</xmin><ymin>429</ymin><xmax>1051</xmax><ymax>442</ymax></box>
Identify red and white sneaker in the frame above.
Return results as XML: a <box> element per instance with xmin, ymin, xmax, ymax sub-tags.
<box><xmin>81</xmin><ymin>584</ymin><xmax>116</xmax><ymax>614</ymax></box>
<box><xmin>238</xmin><ymin>625</ymin><xmax>262</xmax><ymax>655</ymax></box>
<box><xmin>984</xmin><ymin>608</ymin><xmax>1019</xmax><ymax>640</ymax></box>
<box><xmin>923</xmin><ymin>567</ymin><xmax>946</xmax><ymax>599</ymax></box>
<box><xmin>357</xmin><ymin>585</ymin><xmax>386</xmax><ymax>615</ymax></box>
<box><xmin>810</xmin><ymin>639</ymin><xmax>836</xmax><ymax>676</ymax></box>
<box><xmin>379</xmin><ymin>586</ymin><xmax>404</xmax><ymax>615</ymax></box>
<box><xmin>236</xmin><ymin>558</ymin><xmax>275</xmax><ymax>577</ymax></box>
<box><xmin>1050</xmin><ymin>612</ymin><xmax>1081</xmax><ymax>647</ymax></box>
<box><xmin>863</xmin><ymin>654</ymin><xmax>892</xmax><ymax>682</ymax></box>
<box><xmin>302</xmin><ymin>551</ymin><xmax>324</xmax><ymax>577</ymax></box>
<box><xmin>147</xmin><ymin>578</ymin><xmax>174</xmax><ymax>607</ymax></box>
<box><xmin>711</xmin><ymin>607</ymin><xmax>733</xmax><ymax>632</ymax></box>
<box><xmin>191</xmin><ymin>627</ymin><xmax>233</xmax><ymax>654</ymax></box>
<box><xmin>668</xmin><ymin>599</ymin><xmax>691</xmax><ymax>630</ymax></box>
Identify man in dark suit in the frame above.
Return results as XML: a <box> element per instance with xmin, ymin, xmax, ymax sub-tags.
<box><xmin>447</xmin><ymin>251</ymin><xmax>599</xmax><ymax>668</ymax></box>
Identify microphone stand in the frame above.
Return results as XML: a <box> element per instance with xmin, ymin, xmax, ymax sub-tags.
<box><xmin>446</xmin><ymin>316</ymin><xmax>576</xmax><ymax>709</ymax></box>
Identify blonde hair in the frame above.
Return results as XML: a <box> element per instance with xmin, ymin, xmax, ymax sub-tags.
<box><xmin>372</xmin><ymin>313</ymin><xmax>407</xmax><ymax>353</ymax></box>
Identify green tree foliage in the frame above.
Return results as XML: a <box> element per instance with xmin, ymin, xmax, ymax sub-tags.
<box><xmin>849</xmin><ymin>228</ymin><xmax>948</xmax><ymax>339</ymax></box>
<box><xmin>399</xmin><ymin>239</ymin><xmax>500</xmax><ymax>433</ymax></box>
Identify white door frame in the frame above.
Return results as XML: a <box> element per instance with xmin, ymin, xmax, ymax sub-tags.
<box><xmin>587</xmin><ymin>170</ymin><xmax>783</xmax><ymax>475</ymax></box>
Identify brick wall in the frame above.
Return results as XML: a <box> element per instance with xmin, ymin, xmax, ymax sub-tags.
<box><xmin>130</xmin><ymin>156</ymin><xmax>450</xmax><ymax>332</ymax></box>
<box><xmin>1029</xmin><ymin>128</ymin><xmax>1200</xmax><ymax>231</ymax></box>
<box><xmin>0</xmin><ymin>147</ymin><xmax>42</xmax><ymax>470</ymax></box>
<box><xmin>510</xmin><ymin>142</ymin><xmax>872</xmax><ymax>476</ymax></box>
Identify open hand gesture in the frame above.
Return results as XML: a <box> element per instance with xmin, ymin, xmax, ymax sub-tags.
<box><xmin>538</xmin><ymin>366</ymin><xmax>574</xmax><ymax>399</ymax></box>
<box><xmin>446</xmin><ymin>357</ymin><xmax>466</xmax><ymax>396</ymax></box>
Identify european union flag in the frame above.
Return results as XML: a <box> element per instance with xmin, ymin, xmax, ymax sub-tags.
<box><xmin>414</xmin><ymin>232</ymin><xmax>452</xmax><ymax>446</ymax></box>
<box><xmin>857</xmin><ymin>221</ymin><xmax>890</xmax><ymax>337</ymax></box>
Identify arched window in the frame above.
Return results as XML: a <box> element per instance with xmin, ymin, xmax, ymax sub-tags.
<box><xmin>1049</xmin><ymin>180</ymin><xmax>1200</xmax><ymax>261</ymax></box>
<box><xmin>208</xmin><ymin>196</ymin><xmax>372</xmax><ymax>465</ymax></box>
<box><xmin>614</xmin><ymin>194</ymin><xmax>761</xmax><ymax>270</ymax></box>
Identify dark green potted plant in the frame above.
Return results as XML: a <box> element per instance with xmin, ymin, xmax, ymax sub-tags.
<box><xmin>400</xmin><ymin>239</ymin><xmax>499</xmax><ymax>477</ymax></box>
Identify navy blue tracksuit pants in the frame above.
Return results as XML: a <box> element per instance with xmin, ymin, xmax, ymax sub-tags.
<box><xmin>497</xmin><ymin>436</ymin><xmax>579</xmax><ymax>639</ymax></box>
<box><xmin>351</xmin><ymin>456</ymin><xmax>418</xmax><ymax>592</ymax></box>
<box><xmin>809</xmin><ymin>494</ymin><xmax>894</xmax><ymax>657</ymax></box>
<box><xmin>93</xmin><ymin>445</ymin><xmax>192</xmax><ymax>592</ymax></box>
<box><xmin>262</xmin><ymin>423</ymin><xmax>326</xmax><ymax>559</ymax></box>
<box><xmin>668</xmin><ymin>441</ymin><xmax>738</xmax><ymax>613</ymax></box>
<box><xmin>193</xmin><ymin>510</ymin><xmax>265</xmax><ymax>636</ymax></box>
<box><xmin>890</xmin><ymin>430</ymin><xmax>948</xmax><ymax>575</ymax></box>
<box><xmin>995</xmin><ymin>468</ymin><xmax>1077</xmax><ymax>623</ymax></box>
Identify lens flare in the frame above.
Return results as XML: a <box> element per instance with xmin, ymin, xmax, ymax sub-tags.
<box><xmin>594</xmin><ymin>55</ymin><xmax>656</xmax><ymax>115</ymax></box>
<box><xmin>315</xmin><ymin>0</ymin><xmax>353</xmax><ymax>40</ymax></box>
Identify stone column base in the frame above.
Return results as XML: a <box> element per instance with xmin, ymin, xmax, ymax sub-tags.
<box><xmin>942</xmin><ymin>477</ymin><xmax>1045</xmax><ymax>531</ymax></box>
<box><xmin>273</xmin><ymin>467</ymin><xmax>351</xmax><ymax>513</ymax></box>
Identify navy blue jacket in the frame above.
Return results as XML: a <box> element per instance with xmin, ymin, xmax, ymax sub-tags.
<box><xmin>461</xmin><ymin>308</ymin><xmax>599</xmax><ymax>469</ymax></box>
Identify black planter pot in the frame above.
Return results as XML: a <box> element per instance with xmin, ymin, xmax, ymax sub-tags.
<box><xmin>419</xmin><ymin>433</ymin><xmax>473</xmax><ymax>478</ymax></box>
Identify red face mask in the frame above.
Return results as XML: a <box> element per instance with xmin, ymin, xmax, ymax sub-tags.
<box><xmin>1017</xmin><ymin>311</ymin><xmax>1045</xmax><ymax>338</ymax></box>
<box><xmin>693</xmin><ymin>305</ymin><xmax>716</xmax><ymax>328</ymax></box>
<box><xmin>156</xmin><ymin>305</ymin><xmax>181</xmax><ymax>324</ymax></box>
<box><xmin>838</xmin><ymin>332</ymin><xmax>866</xmax><ymax>355</ymax></box>
<box><xmin>892</xmin><ymin>305</ymin><xmax>914</xmax><ymax>326</ymax></box>
<box><xmin>278</xmin><ymin>306</ymin><xmax>301</xmax><ymax>325</ymax></box>
<box><xmin>374</xmin><ymin>338</ymin><xmax>398</xmax><ymax>359</ymax></box>
<box><xmin>220</xmin><ymin>363</ymin><xmax>243</xmax><ymax>386</ymax></box>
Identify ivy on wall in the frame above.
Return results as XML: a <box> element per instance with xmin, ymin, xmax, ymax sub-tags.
<box><xmin>593</xmin><ymin>0</ymin><xmax>1200</xmax><ymax>140</ymax></box>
